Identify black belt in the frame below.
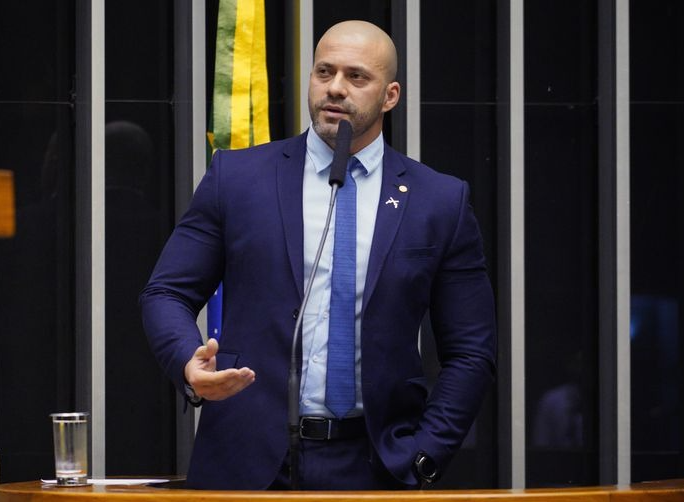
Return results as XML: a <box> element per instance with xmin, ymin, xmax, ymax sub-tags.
<box><xmin>299</xmin><ymin>416</ymin><xmax>366</xmax><ymax>441</ymax></box>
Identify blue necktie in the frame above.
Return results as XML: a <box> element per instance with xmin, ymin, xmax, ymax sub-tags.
<box><xmin>326</xmin><ymin>157</ymin><xmax>363</xmax><ymax>418</ymax></box>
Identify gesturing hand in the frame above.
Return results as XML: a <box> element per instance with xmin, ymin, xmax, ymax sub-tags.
<box><xmin>183</xmin><ymin>338</ymin><xmax>256</xmax><ymax>401</ymax></box>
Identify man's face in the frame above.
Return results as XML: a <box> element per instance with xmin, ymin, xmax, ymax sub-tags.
<box><xmin>308</xmin><ymin>33</ymin><xmax>398</xmax><ymax>152</ymax></box>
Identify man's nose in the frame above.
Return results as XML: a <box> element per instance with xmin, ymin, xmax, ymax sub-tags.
<box><xmin>327</xmin><ymin>73</ymin><xmax>347</xmax><ymax>98</ymax></box>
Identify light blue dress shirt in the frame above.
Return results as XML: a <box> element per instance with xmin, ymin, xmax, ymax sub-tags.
<box><xmin>300</xmin><ymin>126</ymin><xmax>384</xmax><ymax>417</ymax></box>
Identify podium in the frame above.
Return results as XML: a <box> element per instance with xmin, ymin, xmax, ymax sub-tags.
<box><xmin>1</xmin><ymin>479</ymin><xmax>684</xmax><ymax>501</ymax></box>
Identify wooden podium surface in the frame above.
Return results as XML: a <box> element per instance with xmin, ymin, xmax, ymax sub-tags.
<box><xmin>1</xmin><ymin>479</ymin><xmax>683</xmax><ymax>502</ymax></box>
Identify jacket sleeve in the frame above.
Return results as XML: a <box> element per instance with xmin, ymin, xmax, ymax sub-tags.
<box><xmin>139</xmin><ymin>152</ymin><xmax>226</xmax><ymax>395</ymax></box>
<box><xmin>415</xmin><ymin>180</ymin><xmax>497</xmax><ymax>477</ymax></box>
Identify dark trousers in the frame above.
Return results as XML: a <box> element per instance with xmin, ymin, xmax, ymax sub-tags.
<box><xmin>268</xmin><ymin>435</ymin><xmax>409</xmax><ymax>490</ymax></box>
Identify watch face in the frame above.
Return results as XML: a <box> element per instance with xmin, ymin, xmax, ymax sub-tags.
<box><xmin>416</xmin><ymin>452</ymin><xmax>437</xmax><ymax>480</ymax></box>
<box><xmin>423</xmin><ymin>456</ymin><xmax>437</xmax><ymax>476</ymax></box>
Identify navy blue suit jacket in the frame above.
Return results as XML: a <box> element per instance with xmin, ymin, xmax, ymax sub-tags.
<box><xmin>140</xmin><ymin>132</ymin><xmax>496</xmax><ymax>489</ymax></box>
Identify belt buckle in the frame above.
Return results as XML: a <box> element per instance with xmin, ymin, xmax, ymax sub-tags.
<box><xmin>299</xmin><ymin>416</ymin><xmax>332</xmax><ymax>440</ymax></box>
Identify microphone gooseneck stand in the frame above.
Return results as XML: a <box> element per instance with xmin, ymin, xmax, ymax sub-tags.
<box><xmin>287</xmin><ymin>120</ymin><xmax>352</xmax><ymax>490</ymax></box>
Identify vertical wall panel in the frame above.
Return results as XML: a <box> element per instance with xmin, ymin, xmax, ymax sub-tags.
<box><xmin>597</xmin><ymin>0</ymin><xmax>632</xmax><ymax>487</ymax></box>
<box><xmin>104</xmin><ymin>0</ymin><xmax>176</xmax><ymax>477</ymax></box>
<box><xmin>405</xmin><ymin>0</ymin><xmax>420</xmax><ymax>161</ymax></box>
<box><xmin>299</xmin><ymin>0</ymin><xmax>314</xmax><ymax>133</ymax></box>
<box><xmin>509</xmin><ymin>0</ymin><xmax>526</xmax><ymax>489</ymax></box>
<box><xmin>615</xmin><ymin>0</ymin><xmax>631</xmax><ymax>487</ymax></box>
<box><xmin>91</xmin><ymin>0</ymin><xmax>106</xmax><ymax>478</ymax></box>
<box><xmin>420</xmin><ymin>0</ymin><xmax>499</xmax><ymax>488</ymax></box>
<box><xmin>524</xmin><ymin>0</ymin><xmax>599</xmax><ymax>487</ymax></box>
<box><xmin>74</xmin><ymin>0</ymin><xmax>106</xmax><ymax>478</ymax></box>
<box><xmin>629</xmin><ymin>0</ymin><xmax>683</xmax><ymax>483</ymax></box>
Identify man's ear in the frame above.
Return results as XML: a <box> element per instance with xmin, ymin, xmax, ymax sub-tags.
<box><xmin>382</xmin><ymin>82</ymin><xmax>401</xmax><ymax>112</ymax></box>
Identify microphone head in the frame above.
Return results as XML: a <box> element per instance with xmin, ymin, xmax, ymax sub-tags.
<box><xmin>328</xmin><ymin>120</ymin><xmax>353</xmax><ymax>187</ymax></box>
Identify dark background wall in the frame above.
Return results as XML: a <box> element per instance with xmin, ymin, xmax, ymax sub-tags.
<box><xmin>523</xmin><ymin>0</ymin><xmax>599</xmax><ymax>486</ymax></box>
<box><xmin>103</xmin><ymin>0</ymin><xmax>176</xmax><ymax>476</ymax></box>
<box><xmin>0</xmin><ymin>1</ymin><xmax>76</xmax><ymax>481</ymax></box>
<box><xmin>629</xmin><ymin>0</ymin><xmax>684</xmax><ymax>483</ymax></box>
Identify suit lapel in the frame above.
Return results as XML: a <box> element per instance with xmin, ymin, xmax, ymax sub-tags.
<box><xmin>362</xmin><ymin>145</ymin><xmax>409</xmax><ymax>311</ymax></box>
<box><xmin>277</xmin><ymin>133</ymin><xmax>308</xmax><ymax>301</ymax></box>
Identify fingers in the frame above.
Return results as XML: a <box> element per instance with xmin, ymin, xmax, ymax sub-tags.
<box><xmin>192</xmin><ymin>367</ymin><xmax>256</xmax><ymax>401</ymax></box>
<box><xmin>185</xmin><ymin>340</ymin><xmax>216</xmax><ymax>383</ymax></box>
<box><xmin>194</xmin><ymin>337</ymin><xmax>219</xmax><ymax>360</ymax></box>
<box><xmin>184</xmin><ymin>338</ymin><xmax>256</xmax><ymax>401</ymax></box>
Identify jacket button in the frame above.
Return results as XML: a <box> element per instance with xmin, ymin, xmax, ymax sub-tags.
<box><xmin>292</xmin><ymin>308</ymin><xmax>299</xmax><ymax>319</ymax></box>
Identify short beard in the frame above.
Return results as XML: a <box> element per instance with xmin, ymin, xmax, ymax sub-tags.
<box><xmin>308</xmin><ymin>97</ymin><xmax>384</xmax><ymax>150</ymax></box>
<box><xmin>308</xmin><ymin>99</ymin><xmax>355</xmax><ymax>148</ymax></box>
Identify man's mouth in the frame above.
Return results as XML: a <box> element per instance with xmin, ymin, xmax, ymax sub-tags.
<box><xmin>321</xmin><ymin>105</ymin><xmax>348</xmax><ymax>116</ymax></box>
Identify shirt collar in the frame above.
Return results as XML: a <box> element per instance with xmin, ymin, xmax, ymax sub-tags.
<box><xmin>306</xmin><ymin>125</ymin><xmax>384</xmax><ymax>176</ymax></box>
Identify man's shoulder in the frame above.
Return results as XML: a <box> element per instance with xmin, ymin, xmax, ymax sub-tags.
<box><xmin>213</xmin><ymin>133</ymin><xmax>307</xmax><ymax>161</ymax></box>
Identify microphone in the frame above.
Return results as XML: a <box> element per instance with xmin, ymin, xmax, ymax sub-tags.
<box><xmin>327</xmin><ymin>119</ymin><xmax>352</xmax><ymax>187</ymax></box>
<box><xmin>287</xmin><ymin>120</ymin><xmax>352</xmax><ymax>489</ymax></box>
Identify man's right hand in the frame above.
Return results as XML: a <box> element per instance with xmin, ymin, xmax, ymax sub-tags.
<box><xmin>184</xmin><ymin>338</ymin><xmax>256</xmax><ymax>401</ymax></box>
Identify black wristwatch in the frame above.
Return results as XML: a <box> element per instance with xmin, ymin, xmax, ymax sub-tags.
<box><xmin>413</xmin><ymin>451</ymin><xmax>438</xmax><ymax>485</ymax></box>
<box><xmin>184</xmin><ymin>383</ymin><xmax>203</xmax><ymax>406</ymax></box>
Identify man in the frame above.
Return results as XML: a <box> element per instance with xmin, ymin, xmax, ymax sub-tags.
<box><xmin>141</xmin><ymin>20</ymin><xmax>496</xmax><ymax>490</ymax></box>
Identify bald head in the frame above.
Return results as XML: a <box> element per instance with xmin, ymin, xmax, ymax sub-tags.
<box><xmin>315</xmin><ymin>20</ymin><xmax>398</xmax><ymax>83</ymax></box>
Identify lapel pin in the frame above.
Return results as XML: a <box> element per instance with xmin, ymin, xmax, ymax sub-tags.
<box><xmin>385</xmin><ymin>197</ymin><xmax>399</xmax><ymax>209</ymax></box>
<box><xmin>398</xmin><ymin>185</ymin><xmax>408</xmax><ymax>193</ymax></box>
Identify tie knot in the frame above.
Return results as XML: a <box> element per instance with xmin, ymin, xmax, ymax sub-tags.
<box><xmin>348</xmin><ymin>157</ymin><xmax>366</xmax><ymax>176</ymax></box>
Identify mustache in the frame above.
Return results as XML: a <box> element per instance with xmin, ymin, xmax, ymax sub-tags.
<box><xmin>314</xmin><ymin>99</ymin><xmax>355</xmax><ymax>114</ymax></box>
